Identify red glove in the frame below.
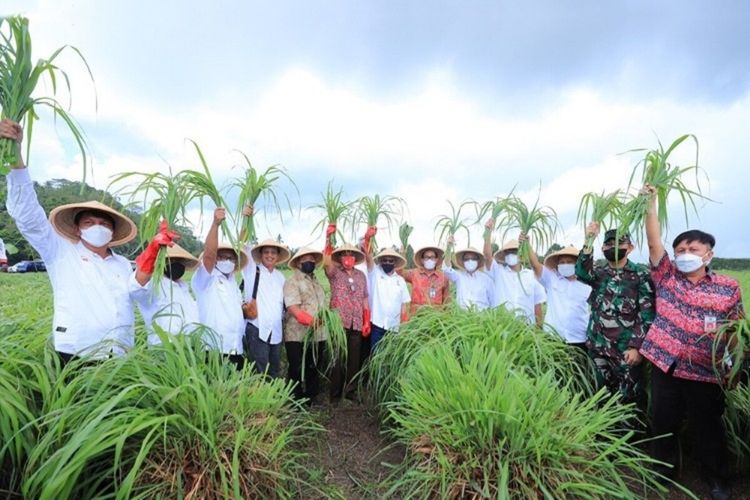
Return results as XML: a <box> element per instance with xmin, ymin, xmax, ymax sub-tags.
<box><xmin>293</xmin><ymin>309</ymin><xmax>315</xmax><ymax>327</ymax></box>
<box><xmin>324</xmin><ymin>223</ymin><xmax>336</xmax><ymax>256</ymax></box>
<box><xmin>400</xmin><ymin>311</ymin><xmax>409</xmax><ymax>324</ymax></box>
<box><xmin>363</xmin><ymin>225</ymin><xmax>377</xmax><ymax>253</ymax></box>
<box><xmin>135</xmin><ymin>220</ymin><xmax>178</xmax><ymax>274</ymax></box>
<box><xmin>361</xmin><ymin>309</ymin><xmax>371</xmax><ymax>337</ymax></box>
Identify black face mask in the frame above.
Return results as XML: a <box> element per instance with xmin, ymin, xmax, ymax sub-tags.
<box><xmin>603</xmin><ymin>247</ymin><xmax>627</xmax><ymax>263</ymax></box>
<box><xmin>381</xmin><ymin>263</ymin><xmax>395</xmax><ymax>274</ymax></box>
<box><xmin>300</xmin><ymin>261</ymin><xmax>316</xmax><ymax>274</ymax></box>
<box><xmin>164</xmin><ymin>262</ymin><xmax>186</xmax><ymax>281</ymax></box>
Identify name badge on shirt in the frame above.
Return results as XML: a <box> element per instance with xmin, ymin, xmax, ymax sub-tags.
<box><xmin>429</xmin><ymin>287</ymin><xmax>436</xmax><ymax>299</ymax></box>
<box><xmin>704</xmin><ymin>315</ymin><xmax>717</xmax><ymax>334</ymax></box>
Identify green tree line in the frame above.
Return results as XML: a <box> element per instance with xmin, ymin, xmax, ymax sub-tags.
<box><xmin>0</xmin><ymin>176</ymin><xmax>203</xmax><ymax>264</ymax></box>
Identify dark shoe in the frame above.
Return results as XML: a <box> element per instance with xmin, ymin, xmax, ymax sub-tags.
<box><xmin>709</xmin><ymin>478</ymin><xmax>730</xmax><ymax>500</ymax></box>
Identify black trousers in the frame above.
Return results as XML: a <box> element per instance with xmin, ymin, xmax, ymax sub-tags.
<box><xmin>330</xmin><ymin>329</ymin><xmax>362</xmax><ymax>399</ymax></box>
<box><xmin>285</xmin><ymin>341</ymin><xmax>325</xmax><ymax>400</ymax></box>
<box><xmin>650</xmin><ymin>363</ymin><xmax>728</xmax><ymax>480</ymax></box>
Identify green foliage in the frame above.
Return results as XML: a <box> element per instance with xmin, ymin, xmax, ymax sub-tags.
<box><xmin>310</xmin><ymin>181</ymin><xmax>352</xmax><ymax>246</ymax></box>
<box><xmin>494</xmin><ymin>192</ymin><xmax>560</xmax><ymax>266</ymax></box>
<box><xmin>0</xmin><ymin>16</ymin><xmax>94</xmax><ymax>178</ymax></box>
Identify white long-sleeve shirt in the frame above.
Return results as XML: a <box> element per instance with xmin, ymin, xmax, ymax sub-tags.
<box><xmin>6</xmin><ymin>168</ymin><xmax>135</xmax><ymax>356</ymax></box>
<box><xmin>488</xmin><ymin>261</ymin><xmax>546</xmax><ymax>324</ymax></box>
<box><xmin>538</xmin><ymin>266</ymin><xmax>591</xmax><ymax>343</ymax></box>
<box><xmin>191</xmin><ymin>263</ymin><xmax>245</xmax><ymax>354</ymax></box>
<box><xmin>442</xmin><ymin>264</ymin><xmax>493</xmax><ymax>311</ymax></box>
<box><xmin>242</xmin><ymin>249</ymin><xmax>286</xmax><ymax>345</ymax></box>
<box><xmin>368</xmin><ymin>266</ymin><xmax>410</xmax><ymax>330</ymax></box>
<box><xmin>129</xmin><ymin>275</ymin><xmax>200</xmax><ymax>345</ymax></box>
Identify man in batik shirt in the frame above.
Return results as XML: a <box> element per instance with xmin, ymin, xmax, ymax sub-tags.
<box><xmin>576</xmin><ymin>224</ymin><xmax>655</xmax><ymax>407</ymax></box>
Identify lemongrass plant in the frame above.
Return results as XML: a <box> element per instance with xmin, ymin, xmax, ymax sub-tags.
<box><xmin>495</xmin><ymin>193</ymin><xmax>559</xmax><ymax>266</ymax></box>
<box><xmin>0</xmin><ymin>16</ymin><xmax>94</xmax><ymax>177</ymax></box>
<box><xmin>620</xmin><ymin>134</ymin><xmax>709</xmax><ymax>246</ymax></box>
<box><xmin>354</xmin><ymin>194</ymin><xmax>405</xmax><ymax>251</ymax></box>
<box><xmin>182</xmin><ymin>139</ymin><xmax>236</xmax><ymax>247</ymax></box>
<box><xmin>434</xmin><ymin>200</ymin><xmax>472</xmax><ymax>264</ymax></box>
<box><xmin>577</xmin><ymin>190</ymin><xmax>626</xmax><ymax>247</ymax></box>
<box><xmin>724</xmin><ymin>381</ymin><xmax>750</xmax><ymax>462</ymax></box>
<box><xmin>311</xmin><ymin>181</ymin><xmax>352</xmax><ymax>246</ymax></box>
<box><xmin>399</xmin><ymin>222</ymin><xmax>414</xmax><ymax>268</ymax></box>
<box><xmin>301</xmin><ymin>307</ymin><xmax>347</xmax><ymax>382</ymax></box>
<box><xmin>232</xmin><ymin>153</ymin><xmax>298</xmax><ymax>245</ymax></box>
<box><xmin>108</xmin><ymin>170</ymin><xmax>192</xmax><ymax>287</ymax></box>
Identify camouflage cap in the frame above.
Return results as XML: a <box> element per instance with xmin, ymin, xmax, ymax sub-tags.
<box><xmin>603</xmin><ymin>229</ymin><xmax>631</xmax><ymax>244</ymax></box>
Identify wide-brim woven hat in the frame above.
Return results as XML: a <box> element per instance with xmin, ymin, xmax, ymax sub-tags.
<box><xmin>501</xmin><ymin>239</ymin><xmax>520</xmax><ymax>252</ymax></box>
<box><xmin>166</xmin><ymin>243</ymin><xmax>199</xmax><ymax>271</ymax></box>
<box><xmin>543</xmin><ymin>245</ymin><xmax>580</xmax><ymax>268</ymax></box>
<box><xmin>331</xmin><ymin>243</ymin><xmax>366</xmax><ymax>265</ymax></box>
<box><xmin>453</xmin><ymin>247</ymin><xmax>485</xmax><ymax>272</ymax></box>
<box><xmin>49</xmin><ymin>200</ymin><xmax>137</xmax><ymax>247</ymax></box>
<box><xmin>251</xmin><ymin>239</ymin><xmax>291</xmax><ymax>265</ymax></box>
<box><xmin>492</xmin><ymin>248</ymin><xmax>505</xmax><ymax>263</ymax></box>
<box><xmin>414</xmin><ymin>246</ymin><xmax>444</xmax><ymax>269</ymax></box>
<box><xmin>199</xmin><ymin>244</ymin><xmax>249</xmax><ymax>273</ymax></box>
<box><xmin>375</xmin><ymin>248</ymin><xmax>407</xmax><ymax>270</ymax></box>
<box><xmin>289</xmin><ymin>247</ymin><xmax>324</xmax><ymax>269</ymax></box>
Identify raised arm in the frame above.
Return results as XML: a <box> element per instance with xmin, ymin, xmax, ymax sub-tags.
<box><xmin>363</xmin><ymin>226</ymin><xmax>377</xmax><ymax>272</ymax></box>
<box><xmin>202</xmin><ymin>208</ymin><xmax>225</xmax><ymax>273</ymax></box>
<box><xmin>134</xmin><ymin>222</ymin><xmax>179</xmax><ymax>285</ymax></box>
<box><xmin>323</xmin><ymin>223</ymin><xmax>337</xmax><ymax>278</ymax></box>
<box><xmin>239</xmin><ymin>204</ymin><xmax>254</xmax><ymax>243</ymax></box>
<box><xmin>575</xmin><ymin>222</ymin><xmax>599</xmax><ymax>286</ymax></box>
<box><xmin>483</xmin><ymin>218</ymin><xmax>494</xmax><ymax>271</ymax></box>
<box><xmin>643</xmin><ymin>185</ymin><xmax>665</xmax><ymax>266</ymax></box>
<box><xmin>520</xmin><ymin>232</ymin><xmax>542</xmax><ymax>278</ymax></box>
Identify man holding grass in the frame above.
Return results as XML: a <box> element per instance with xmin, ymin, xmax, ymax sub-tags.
<box><xmin>638</xmin><ymin>184</ymin><xmax>744</xmax><ymax>499</ymax></box>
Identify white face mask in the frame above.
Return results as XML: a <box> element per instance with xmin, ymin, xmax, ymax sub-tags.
<box><xmin>504</xmin><ymin>254</ymin><xmax>519</xmax><ymax>267</ymax></box>
<box><xmin>463</xmin><ymin>259</ymin><xmax>478</xmax><ymax>272</ymax></box>
<box><xmin>675</xmin><ymin>252</ymin><xmax>709</xmax><ymax>274</ymax></box>
<box><xmin>215</xmin><ymin>259</ymin><xmax>236</xmax><ymax>275</ymax></box>
<box><xmin>557</xmin><ymin>263</ymin><xmax>576</xmax><ymax>278</ymax></box>
<box><xmin>423</xmin><ymin>258</ymin><xmax>436</xmax><ymax>270</ymax></box>
<box><xmin>80</xmin><ymin>224</ymin><xmax>113</xmax><ymax>247</ymax></box>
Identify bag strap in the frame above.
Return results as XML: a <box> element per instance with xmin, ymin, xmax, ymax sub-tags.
<box><xmin>251</xmin><ymin>266</ymin><xmax>261</xmax><ymax>299</ymax></box>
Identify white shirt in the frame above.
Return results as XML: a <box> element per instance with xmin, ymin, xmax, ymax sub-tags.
<box><xmin>191</xmin><ymin>263</ymin><xmax>245</xmax><ymax>353</ymax></box>
<box><xmin>538</xmin><ymin>266</ymin><xmax>591</xmax><ymax>343</ymax></box>
<box><xmin>242</xmin><ymin>250</ymin><xmax>286</xmax><ymax>345</ymax></box>
<box><xmin>442</xmin><ymin>264</ymin><xmax>493</xmax><ymax>311</ymax></box>
<box><xmin>368</xmin><ymin>266</ymin><xmax>411</xmax><ymax>330</ymax></box>
<box><xmin>489</xmin><ymin>262</ymin><xmax>546</xmax><ymax>324</ymax></box>
<box><xmin>130</xmin><ymin>274</ymin><xmax>200</xmax><ymax>345</ymax></box>
<box><xmin>6</xmin><ymin>168</ymin><xmax>135</xmax><ymax>357</ymax></box>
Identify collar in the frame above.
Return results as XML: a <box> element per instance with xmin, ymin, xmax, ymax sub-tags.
<box><xmin>76</xmin><ymin>241</ymin><xmax>113</xmax><ymax>260</ymax></box>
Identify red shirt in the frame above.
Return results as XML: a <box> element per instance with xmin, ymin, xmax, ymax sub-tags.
<box><xmin>639</xmin><ymin>252</ymin><xmax>745</xmax><ymax>384</ymax></box>
<box><xmin>403</xmin><ymin>268</ymin><xmax>449</xmax><ymax>313</ymax></box>
<box><xmin>327</xmin><ymin>265</ymin><xmax>368</xmax><ymax>330</ymax></box>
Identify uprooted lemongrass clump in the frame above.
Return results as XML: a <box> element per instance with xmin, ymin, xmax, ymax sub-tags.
<box><xmin>495</xmin><ymin>192</ymin><xmax>559</xmax><ymax>267</ymax></box>
<box><xmin>399</xmin><ymin>222</ymin><xmax>414</xmax><ymax>268</ymax></box>
<box><xmin>382</xmin><ymin>340</ymin><xmax>673</xmax><ymax>499</ymax></box>
<box><xmin>577</xmin><ymin>190</ymin><xmax>626</xmax><ymax>247</ymax></box>
<box><xmin>232</xmin><ymin>153</ymin><xmax>298</xmax><ymax>245</ymax></box>
<box><xmin>354</xmin><ymin>194</ymin><xmax>405</xmax><ymax>251</ymax></box>
<box><xmin>311</xmin><ymin>181</ymin><xmax>353</xmax><ymax>247</ymax></box>
<box><xmin>620</xmin><ymin>134</ymin><xmax>710</xmax><ymax>246</ymax></box>
<box><xmin>434</xmin><ymin>200</ymin><xmax>473</xmax><ymax>264</ymax></box>
<box><xmin>0</xmin><ymin>16</ymin><xmax>94</xmax><ymax>177</ymax></box>
<box><xmin>301</xmin><ymin>307</ymin><xmax>348</xmax><ymax>382</ymax></box>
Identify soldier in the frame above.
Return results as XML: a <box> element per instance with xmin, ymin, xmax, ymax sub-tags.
<box><xmin>575</xmin><ymin>223</ymin><xmax>655</xmax><ymax>407</ymax></box>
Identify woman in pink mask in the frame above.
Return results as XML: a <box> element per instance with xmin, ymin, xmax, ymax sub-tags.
<box><xmin>324</xmin><ymin>225</ymin><xmax>370</xmax><ymax>402</ymax></box>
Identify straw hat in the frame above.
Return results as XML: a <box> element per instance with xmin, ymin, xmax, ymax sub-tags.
<box><xmin>543</xmin><ymin>245</ymin><xmax>580</xmax><ymax>268</ymax></box>
<box><xmin>414</xmin><ymin>246</ymin><xmax>444</xmax><ymax>268</ymax></box>
<box><xmin>166</xmin><ymin>243</ymin><xmax>199</xmax><ymax>271</ymax></box>
<box><xmin>375</xmin><ymin>248</ymin><xmax>407</xmax><ymax>270</ymax></box>
<box><xmin>289</xmin><ymin>247</ymin><xmax>323</xmax><ymax>270</ymax></box>
<box><xmin>331</xmin><ymin>243</ymin><xmax>365</xmax><ymax>265</ymax></box>
<box><xmin>453</xmin><ymin>247</ymin><xmax>485</xmax><ymax>272</ymax></box>
<box><xmin>501</xmin><ymin>239</ymin><xmax>520</xmax><ymax>252</ymax></box>
<box><xmin>200</xmin><ymin>244</ymin><xmax>249</xmax><ymax>273</ymax></box>
<box><xmin>251</xmin><ymin>239</ymin><xmax>291</xmax><ymax>265</ymax></box>
<box><xmin>49</xmin><ymin>200</ymin><xmax>137</xmax><ymax>247</ymax></box>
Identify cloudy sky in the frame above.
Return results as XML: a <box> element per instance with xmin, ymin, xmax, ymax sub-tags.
<box><xmin>4</xmin><ymin>1</ymin><xmax>750</xmax><ymax>258</ymax></box>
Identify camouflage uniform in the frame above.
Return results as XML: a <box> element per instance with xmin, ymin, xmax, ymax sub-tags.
<box><xmin>575</xmin><ymin>251</ymin><xmax>655</xmax><ymax>404</ymax></box>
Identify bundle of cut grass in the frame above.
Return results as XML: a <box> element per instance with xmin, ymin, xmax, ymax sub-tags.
<box><xmin>494</xmin><ymin>191</ymin><xmax>559</xmax><ymax>267</ymax></box>
<box><xmin>577</xmin><ymin>190</ymin><xmax>626</xmax><ymax>247</ymax></box>
<box><xmin>0</xmin><ymin>16</ymin><xmax>94</xmax><ymax>176</ymax></box>
<box><xmin>434</xmin><ymin>201</ymin><xmax>472</xmax><ymax>264</ymax></box>
<box><xmin>311</xmin><ymin>181</ymin><xmax>352</xmax><ymax>246</ymax></box>
<box><xmin>353</xmin><ymin>194</ymin><xmax>404</xmax><ymax>251</ymax></box>
<box><xmin>301</xmin><ymin>307</ymin><xmax>348</xmax><ymax>381</ymax></box>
